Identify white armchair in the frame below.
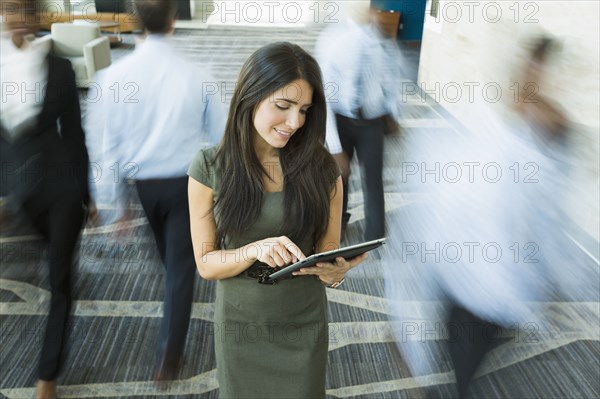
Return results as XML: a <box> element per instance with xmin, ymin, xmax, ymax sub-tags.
<box><xmin>38</xmin><ymin>23</ymin><xmax>111</xmax><ymax>87</ymax></box>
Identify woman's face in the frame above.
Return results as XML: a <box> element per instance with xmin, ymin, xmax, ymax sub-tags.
<box><xmin>253</xmin><ymin>79</ymin><xmax>313</xmax><ymax>151</ymax></box>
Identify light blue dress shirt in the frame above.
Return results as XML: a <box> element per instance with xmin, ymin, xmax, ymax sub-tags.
<box><xmin>316</xmin><ymin>18</ymin><xmax>404</xmax><ymax>154</ymax></box>
<box><xmin>93</xmin><ymin>34</ymin><xmax>226</xmax><ymax>213</ymax></box>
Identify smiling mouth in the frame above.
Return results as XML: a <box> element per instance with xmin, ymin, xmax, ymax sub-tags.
<box><xmin>275</xmin><ymin>128</ymin><xmax>293</xmax><ymax>137</ymax></box>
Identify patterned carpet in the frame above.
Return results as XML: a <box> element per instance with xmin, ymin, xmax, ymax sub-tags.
<box><xmin>1</xmin><ymin>25</ymin><xmax>599</xmax><ymax>399</ymax></box>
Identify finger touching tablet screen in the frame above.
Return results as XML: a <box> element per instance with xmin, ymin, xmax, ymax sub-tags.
<box><xmin>268</xmin><ymin>238</ymin><xmax>386</xmax><ymax>282</ymax></box>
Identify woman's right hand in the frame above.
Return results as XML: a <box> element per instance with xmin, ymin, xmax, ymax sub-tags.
<box><xmin>248</xmin><ymin>236</ymin><xmax>306</xmax><ymax>268</ymax></box>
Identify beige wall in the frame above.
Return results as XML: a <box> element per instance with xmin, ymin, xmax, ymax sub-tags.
<box><xmin>418</xmin><ymin>0</ymin><xmax>600</xmax><ymax>242</ymax></box>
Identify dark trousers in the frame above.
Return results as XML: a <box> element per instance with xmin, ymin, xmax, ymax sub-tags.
<box><xmin>22</xmin><ymin>188</ymin><xmax>84</xmax><ymax>381</ymax></box>
<box><xmin>135</xmin><ymin>177</ymin><xmax>196</xmax><ymax>369</ymax></box>
<box><xmin>336</xmin><ymin>114</ymin><xmax>386</xmax><ymax>241</ymax></box>
<box><xmin>446</xmin><ymin>305</ymin><xmax>502</xmax><ymax>398</ymax></box>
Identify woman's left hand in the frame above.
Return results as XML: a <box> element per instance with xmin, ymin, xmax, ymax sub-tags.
<box><xmin>291</xmin><ymin>253</ymin><xmax>369</xmax><ymax>285</ymax></box>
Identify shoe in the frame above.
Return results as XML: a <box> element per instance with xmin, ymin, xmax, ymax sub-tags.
<box><xmin>35</xmin><ymin>380</ymin><xmax>56</xmax><ymax>399</ymax></box>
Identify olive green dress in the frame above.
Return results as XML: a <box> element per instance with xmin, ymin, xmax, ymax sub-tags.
<box><xmin>188</xmin><ymin>147</ymin><xmax>328</xmax><ymax>399</ymax></box>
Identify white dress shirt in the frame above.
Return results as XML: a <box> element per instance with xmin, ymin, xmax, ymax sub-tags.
<box><xmin>0</xmin><ymin>33</ymin><xmax>49</xmax><ymax>141</ymax></box>
<box><xmin>316</xmin><ymin>18</ymin><xmax>404</xmax><ymax>154</ymax></box>
<box><xmin>384</xmin><ymin>104</ymin><xmax>579</xmax><ymax>376</ymax></box>
<box><xmin>94</xmin><ymin>34</ymin><xmax>226</xmax><ymax>210</ymax></box>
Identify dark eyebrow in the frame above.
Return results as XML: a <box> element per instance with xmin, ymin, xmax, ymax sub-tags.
<box><xmin>274</xmin><ymin>98</ymin><xmax>313</xmax><ymax>108</ymax></box>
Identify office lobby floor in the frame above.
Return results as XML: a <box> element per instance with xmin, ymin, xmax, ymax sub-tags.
<box><xmin>1</xmin><ymin>25</ymin><xmax>599</xmax><ymax>399</ymax></box>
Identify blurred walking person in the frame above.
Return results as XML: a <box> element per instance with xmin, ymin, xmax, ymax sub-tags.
<box><xmin>0</xmin><ymin>0</ymin><xmax>95</xmax><ymax>397</ymax></box>
<box><xmin>93</xmin><ymin>0</ymin><xmax>226</xmax><ymax>383</ymax></box>
<box><xmin>316</xmin><ymin>3</ymin><xmax>403</xmax><ymax>241</ymax></box>
<box><xmin>384</xmin><ymin>36</ymin><xmax>577</xmax><ymax>398</ymax></box>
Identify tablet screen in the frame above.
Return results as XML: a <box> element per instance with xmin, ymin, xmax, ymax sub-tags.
<box><xmin>268</xmin><ymin>238</ymin><xmax>386</xmax><ymax>281</ymax></box>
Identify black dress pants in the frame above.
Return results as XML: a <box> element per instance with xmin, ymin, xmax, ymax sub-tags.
<box><xmin>135</xmin><ymin>177</ymin><xmax>196</xmax><ymax>369</ymax></box>
<box><xmin>335</xmin><ymin>114</ymin><xmax>386</xmax><ymax>241</ymax></box>
<box><xmin>22</xmin><ymin>186</ymin><xmax>85</xmax><ymax>381</ymax></box>
<box><xmin>446</xmin><ymin>305</ymin><xmax>502</xmax><ymax>398</ymax></box>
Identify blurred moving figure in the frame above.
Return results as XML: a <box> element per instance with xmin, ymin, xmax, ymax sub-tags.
<box><xmin>315</xmin><ymin>3</ymin><xmax>404</xmax><ymax>241</ymax></box>
<box><xmin>0</xmin><ymin>0</ymin><xmax>94</xmax><ymax>397</ymax></box>
<box><xmin>93</xmin><ymin>0</ymin><xmax>225</xmax><ymax>383</ymax></box>
<box><xmin>513</xmin><ymin>36</ymin><xmax>578</xmax><ymax>303</ymax></box>
<box><xmin>516</xmin><ymin>38</ymin><xmax>569</xmax><ymax>140</ymax></box>
<box><xmin>384</xmin><ymin>36</ymin><xmax>580</xmax><ymax>398</ymax></box>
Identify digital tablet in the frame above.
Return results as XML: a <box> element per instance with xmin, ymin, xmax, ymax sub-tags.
<box><xmin>268</xmin><ymin>238</ymin><xmax>386</xmax><ymax>282</ymax></box>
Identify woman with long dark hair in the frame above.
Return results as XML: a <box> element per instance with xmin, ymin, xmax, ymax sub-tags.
<box><xmin>188</xmin><ymin>42</ymin><xmax>367</xmax><ymax>398</ymax></box>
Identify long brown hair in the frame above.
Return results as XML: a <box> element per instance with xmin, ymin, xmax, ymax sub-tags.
<box><xmin>215</xmin><ymin>42</ymin><xmax>338</xmax><ymax>246</ymax></box>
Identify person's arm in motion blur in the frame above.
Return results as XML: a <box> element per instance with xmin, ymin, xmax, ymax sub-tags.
<box><xmin>57</xmin><ymin>58</ymin><xmax>96</xmax><ymax>220</ymax></box>
<box><xmin>202</xmin><ymin>74</ymin><xmax>227</xmax><ymax>146</ymax></box>
<box><xmin>381</xmin><ymin>38</ymin><xmax>405</xmax><ymax>121</ymax></box>
<box><xmin>98</xmin><ymin>71</ymin><xmax>129</xmax><ymax>223</ymax></box>
<box><xmin>325</xmin><ymin>103</ymin><xmax>350</xmax><ymax>180</ymax></box>
<box><xmin>317</xmin><ymin>34</ymin><xmax>349</xmax><ymax>178</ymax></box>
